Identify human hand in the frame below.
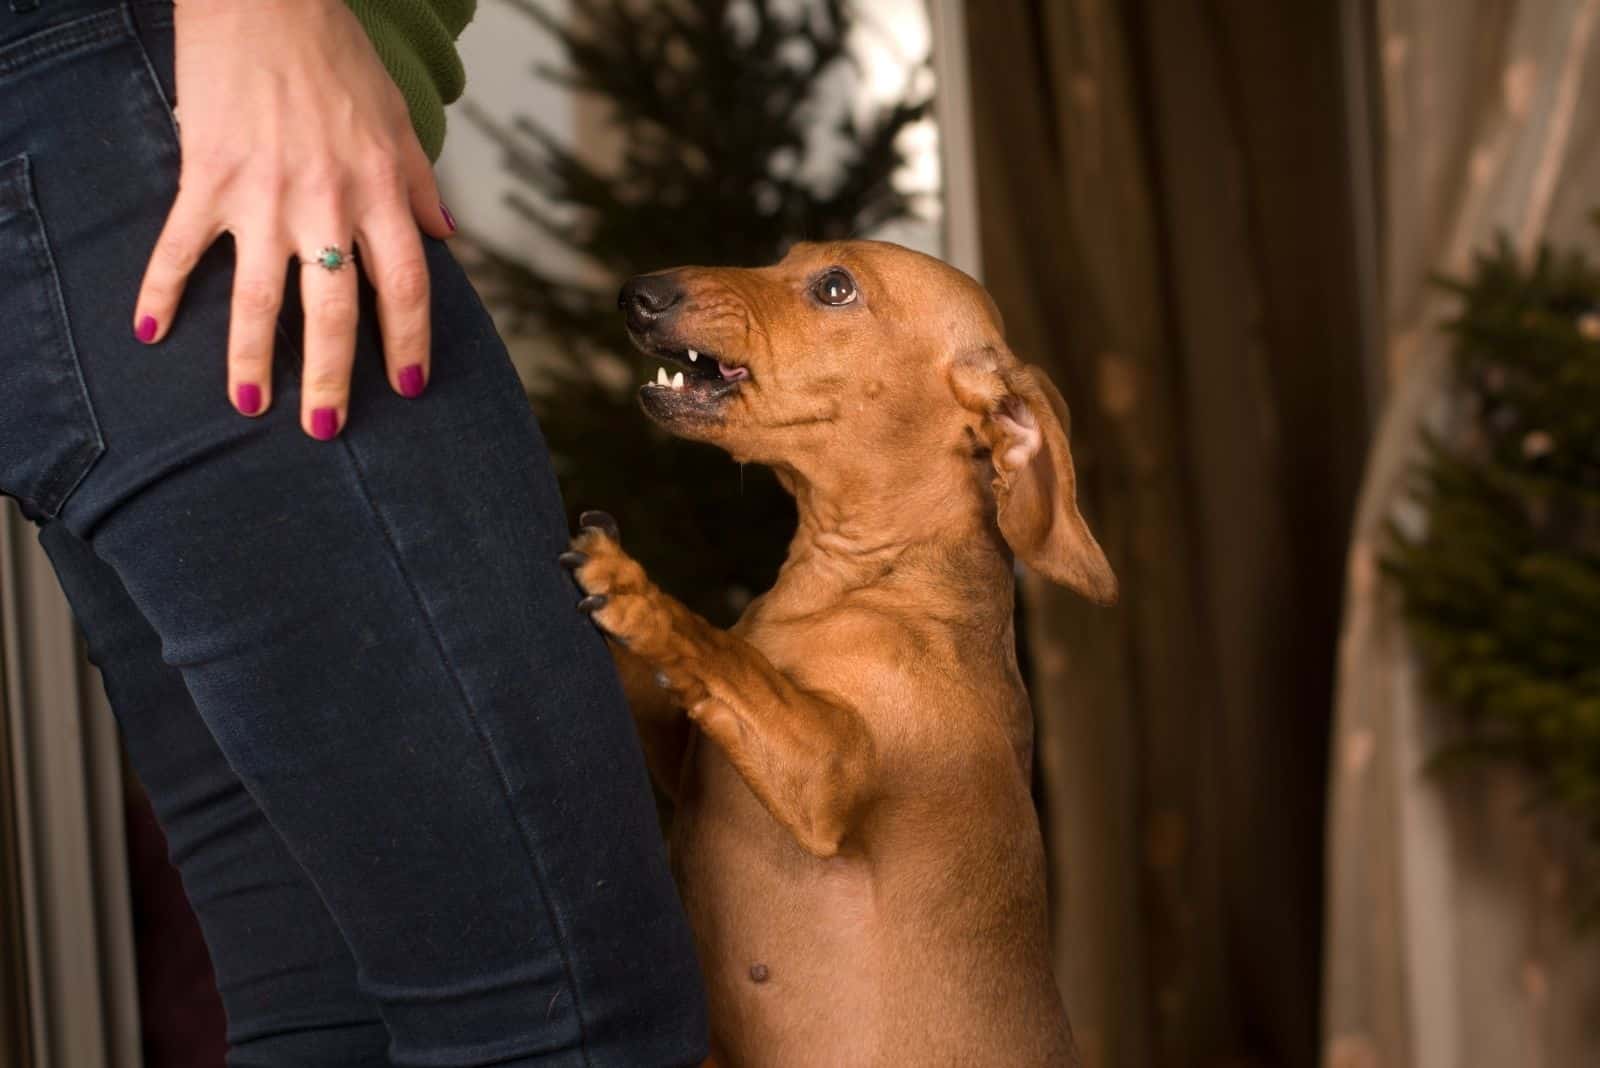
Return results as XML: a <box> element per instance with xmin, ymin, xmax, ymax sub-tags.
<box><xmin>134</xmin><ymin>0</ymin><xmax>455</xmax><ymax>438</ymax></box>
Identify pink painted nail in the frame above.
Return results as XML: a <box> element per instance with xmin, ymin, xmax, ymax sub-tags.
<box><xmin>399</xmin><ymin>364</ymin><xmax>426</xmax><ymax>398</ymax></box>
<box><xmin>136</xmin><ymin>315</ymin><xmax>158</xmax><ymax>343</ymax></box>
<box><xmin>237</xmin><ymin>383</ymin><xmax>262</xmax><ymax>416</ymax></box>
<box><xmin>311</xmin><ymin>407</ymin><xmax>340</xmax><ymax>441</ymax></box>
<box><xmin>440</xmin><ymin>201</ymin><xmax>456</xmax><ymax>232</ymax></box>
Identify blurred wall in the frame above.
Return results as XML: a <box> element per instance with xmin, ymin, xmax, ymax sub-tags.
<box><xmin>436</xmin><ymin>0</ymin><xmax>943</xmax><ymax>282</ymax></box>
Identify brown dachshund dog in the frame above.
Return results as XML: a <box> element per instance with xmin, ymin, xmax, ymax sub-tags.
<box><xmin>561</xmin><ymin>241</ymin><xmax>1116</xmax><ymax>1067</ymax></box>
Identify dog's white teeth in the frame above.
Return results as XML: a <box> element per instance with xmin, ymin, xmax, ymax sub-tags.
<box><xmin>688</xmin><ymin>349</ymin><xmax>699</xmax><ymax>362</ymax></box>
<box><xmin>672</xmin><ymin>371</ymin><xmax>685</xmax><ymax>390</ymax></box>
<box><xmin>656</xmin><ymin>367</ymin><xmax>670</xmax><ymax>387</ymax></box>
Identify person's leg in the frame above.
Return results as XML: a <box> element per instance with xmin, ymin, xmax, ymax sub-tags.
<box><xmin>70</xmin><ymin>262</ymin><xmax>707</xmax><ymax>1068</ymax></box>
<box><xmin>39</xmin><ymin>521</ymin><xmax>394</xmax><ymax>1068</ymax></box>
<box><xmin>3</xmin><ymin>6</ymin><xmax>707</xmax><ymax>1067</ymax></box>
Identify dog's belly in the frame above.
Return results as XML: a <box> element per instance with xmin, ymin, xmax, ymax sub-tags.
<box><xmin>673</xmin><ymin>740</ymin><xmax>1074</xmax><ymax>1067</ymax></box>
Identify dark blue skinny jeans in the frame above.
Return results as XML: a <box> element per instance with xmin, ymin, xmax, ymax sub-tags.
<box><xmin>0</xmin><ymin>2</ymin><xmax>708</xmax><ymax>1064</ymax></box>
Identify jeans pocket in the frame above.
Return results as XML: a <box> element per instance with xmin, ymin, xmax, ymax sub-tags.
<box><xmin>0</xmin><ymin>152</ymin><xmax>103</xmax><ymax>521</ymax></box>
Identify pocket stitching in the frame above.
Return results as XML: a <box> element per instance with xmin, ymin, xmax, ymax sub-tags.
<box><xmin>1</xmin><ymin>154</ymin><xmax>106</xmax><ymax>519</ymax></box>
<box><xmin>123</xmin><ymin>2</ymin><xmax>179</xmax><ymax>148</ymax></box>
<box><xmin>0</xmin><ymin>7</ymin><xmax>125</xmax><ymax>85</ymax></box>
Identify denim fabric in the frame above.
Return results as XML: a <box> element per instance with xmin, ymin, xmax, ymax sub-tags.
<box><xmin>1</xmin><ymin>3</ymin><xmax>708</xmax><ymax>1065</ymax></box>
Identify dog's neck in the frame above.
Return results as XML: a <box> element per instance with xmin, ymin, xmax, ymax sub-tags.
<box><xmin>763</xmin><ymin>457</ymin><xmax>1015</xmax><ymax>624</ymax></box>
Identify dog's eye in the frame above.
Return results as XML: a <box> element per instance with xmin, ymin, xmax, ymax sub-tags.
<box><xmin>813</xmin><ymin>269</ymin><xmax>858</xmax><ymax>306</ymax></box>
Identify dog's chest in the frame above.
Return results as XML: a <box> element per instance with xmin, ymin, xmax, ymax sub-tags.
<box><xmin>671</xmin><ymin>743</ymin><xmax>889</xmax><ymax>1062</ymax></box>
<box><xmin>673</xmin><ymin>742</ymin><xmax>1067</xmax><ymax>1067</ymax></box>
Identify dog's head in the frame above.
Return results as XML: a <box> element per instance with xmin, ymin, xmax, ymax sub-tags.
<box><xmin>618</xmin><ymin>240</ymin><xmax>1116</xmax><ymax>604</ymax></box>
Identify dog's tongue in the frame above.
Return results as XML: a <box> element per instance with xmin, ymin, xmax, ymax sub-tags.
<box><xmin>718</xmin><ymin>361</ymin><xmax>749</xmax><ymax>381</ymax></box>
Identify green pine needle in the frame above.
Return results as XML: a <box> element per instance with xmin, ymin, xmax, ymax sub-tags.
<box><xmin>469</xmin><ymin>0</ymin><xmax>931</xmax><ymax>625</ymax></box>
<box><xmin>1386</xmin><ymin>222</ymin><xmax>1600</xmax><ymax>922</ymax></box>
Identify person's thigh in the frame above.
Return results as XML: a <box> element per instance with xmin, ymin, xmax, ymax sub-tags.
<box><xmin>3</xmin><ymin>6</ymin><xmax>707</xmax><ymax>1067</ymax></box>
<box><xmin>39</xmin><ymin>522</ymin><xmax>394</xmax><ymax>1068</ymax></box>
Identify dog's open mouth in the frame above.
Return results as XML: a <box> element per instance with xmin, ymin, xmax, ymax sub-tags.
<box><xmin>640</xmin><ymin>344</ymin><xmax>749</xmax><ymax>395</ymax></box>
<box><xmin>632</xmin><ymin>339</ymin><xmax>751</xmax><ymax>424</ymax></box>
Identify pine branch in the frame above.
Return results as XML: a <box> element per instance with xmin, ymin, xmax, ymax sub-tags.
<box><xmin>466</xmin><ymin>0</ymin><xmax>931</xmax><ymax>623</ymax></box>
<box><xmin>1387</xmin><ymin>220</ymin><xmax>1600</xmax><ymax>922</ymax></box>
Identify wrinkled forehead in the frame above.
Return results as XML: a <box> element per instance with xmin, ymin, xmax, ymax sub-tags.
<box><xmin>780</xmin><ymin>241</ymin><xmax>1004</xmax><ymax>346</ymax></box>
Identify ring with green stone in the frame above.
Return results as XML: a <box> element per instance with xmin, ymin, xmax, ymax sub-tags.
<box><xmin>303</xmin><ymin>245</ymin><xmax>356</xmax><ymax>273</ymax></box>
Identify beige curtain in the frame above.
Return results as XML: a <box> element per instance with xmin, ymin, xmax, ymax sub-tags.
<box><xmin>1322</xmin><ymin>2</ymin><xmax>1600</xmax><ymax>1066</ymax></box>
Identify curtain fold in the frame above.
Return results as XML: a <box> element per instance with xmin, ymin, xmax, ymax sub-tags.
<box><xmin>965</xmin><ymin>8</ymin><xmax>1169</xmax><ymax>1063</ymax></box>
<box><xmin>965</xmin><ymin>2</ymin><xmax>1371</xmax><ymax>1065</ymax></box>
<box><xmin>1322</xmin><ymin>2</ymin><xmax>1600</xmax><ymax>1066</ymax></box>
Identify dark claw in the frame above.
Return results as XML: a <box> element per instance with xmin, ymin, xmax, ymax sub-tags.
<box><xmin>577</xmin><ymin>594</ymin><xmax>608</xmax><ymax>614</ymax></box>
<box><xmin>578</xmin><ymin>510</ymin><xmax>620</xmax><ymax>542</ymax></box>
<box><xmin>558</xmin><ymin>551</ymin><xmax>588</xmax><ymax>570</ymax></box>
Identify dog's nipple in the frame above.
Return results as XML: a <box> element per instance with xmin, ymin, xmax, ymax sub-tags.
<box><xmin>749</xmin><ymin>963</ymin><xmax>770</xmax><ymax>984</ymax></box>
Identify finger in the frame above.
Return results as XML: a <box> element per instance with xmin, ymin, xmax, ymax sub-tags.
<box><xmin>227</xmin><ymin>236</ymin><xmax>289</xmax><ymax>417</ymax></box>
<box><xmin>134</xmin><ymin>192</ymin><xmax>219</xmax><ymax>344</ymax></box>
<box><xmin>399</xmin><ymin>134</ymin><xmax>454</xmax><ymax>240</ymax></box>
<box><xmin>297</xmin><ymin>237</ymin><xmax>360</xmax><ymax>440</ymax></box>
<box><xmin>356</xmin><ymin>206</ymin><xmax>431</xmax><ymax>399</ymax></box>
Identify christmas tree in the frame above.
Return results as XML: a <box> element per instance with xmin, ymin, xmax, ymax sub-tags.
<box><xmin>1385</xmin><ymin>218</ymin><xmax>1600</xmax><ymax>919</ymax></box>
<box><xmin>467</xmin><ymin>0</ymin><xmax>931</xmax><ymax>623</ymax></box>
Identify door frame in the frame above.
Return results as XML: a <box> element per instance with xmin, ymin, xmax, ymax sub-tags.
<box><xmin>0</xmin><ymin>501</ymin><xmax>141</xmax><ymax>1068</ymax></box>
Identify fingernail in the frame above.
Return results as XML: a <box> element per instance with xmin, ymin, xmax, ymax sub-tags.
<box><xmin>311</xmin><ymin>407</ymin><xmax>340</xmax><ymax>441</ymax></box>
<box><xmin>237</xmin><ymin>383</ymin><xmax>262</xmax><ymax>416</ymax></box>
<box><xmin>136</xmin><ymin>315</ymin><xmax>158</xmax><ymax>343</ymax></box>
<box><xmin>440</xmin><ymin>201</ymin><xmax>456</xmax><ymax>232</ymax></box>
<box><xmin>398</xmin><ymin>364</ymin><xmax>426</xmax><ymax>398</ymax></box>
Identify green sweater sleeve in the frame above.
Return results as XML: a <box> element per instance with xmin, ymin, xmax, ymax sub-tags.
<box><xmin>345</xmin><ymin>0</ymin><xmax>476</xmax><ymax>161</ymax></box>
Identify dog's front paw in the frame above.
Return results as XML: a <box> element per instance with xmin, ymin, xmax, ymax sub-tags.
<box><xmin>560</xmin><ymin>511</ymin><xmax>665</xmax><ymax>654</ymax></box>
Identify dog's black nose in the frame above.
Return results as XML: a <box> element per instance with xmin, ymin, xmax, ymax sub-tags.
<box><xmin>619</xmin><ymin>274</ymin><xmax>684</xmax><ymax>332</ymax></box>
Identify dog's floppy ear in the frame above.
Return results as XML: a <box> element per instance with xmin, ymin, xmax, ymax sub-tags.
<box><xmin>950</xmin><ymin>348</ymin><xmax>1118</xmax><ymax>605</ymax></box>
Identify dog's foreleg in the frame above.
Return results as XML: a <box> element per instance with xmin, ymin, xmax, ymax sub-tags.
<box><xmin>563</xmin><ymin>513</ymin><xmax>875</xmax><ymax>858</ymax></box>
<box><xmin>603</xmin><ymin>639</ymin><xmax>695</xmax><ymax>802</ymax></box>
